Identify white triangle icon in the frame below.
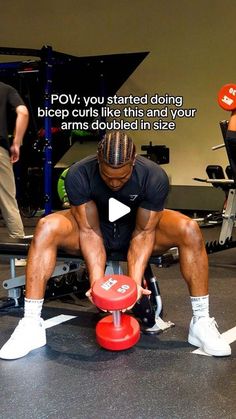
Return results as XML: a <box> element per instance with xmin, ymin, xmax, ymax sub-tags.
<box><xmin>108</xmin><ymin>198</ymin><xmax>131</xmax><ymax>222</ymax></box>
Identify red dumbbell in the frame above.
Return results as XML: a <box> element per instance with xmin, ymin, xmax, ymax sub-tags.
<box><xmin>92</xmin><ymin>274</ymin><xmax>140</xmax><ymax>351</ymax></box>
<box><xmin>217</xmin><ymin>84</ymin><xmax>236</xmax><ymax>111</ymax></box>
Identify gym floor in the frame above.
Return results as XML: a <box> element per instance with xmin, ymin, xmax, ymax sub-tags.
<box><xmin>0</xmin><ymin>216</ymin><xmax>235</xmax><ymax>419</ymax></box>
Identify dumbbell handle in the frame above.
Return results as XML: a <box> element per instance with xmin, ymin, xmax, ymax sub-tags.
<box><xmin>113</xmin><ymin>310</ymin><xmax>121</xmax><ymax>327</ymax></box>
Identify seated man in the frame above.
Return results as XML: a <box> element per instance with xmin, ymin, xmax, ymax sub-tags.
<box><xmin>0</xmin><ymin>130</ymin><xmax>232</xmax><ymax>359</ymax></box>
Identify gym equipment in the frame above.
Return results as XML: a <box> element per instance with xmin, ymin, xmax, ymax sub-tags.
<box><xmin>193</xmin><ymin>165</ymin><xmax>231</xmax><ymax>227</ymax></box>
<box><xmin>92</xmin><ymin>274</ymin><xmax>140</xmax><ymax>350</ymax></box>
<box><xmin>141</xmin><ymin>142</ymin><xmax>170</xmax><ymax>165</ymax></box>
<box><xmin>18</xmin><ymin>167</ymin><xmax>44</xmax><ymax>218</ymax></box>
<box><xmin>218</xmin><ymin>84</ymin><xmax>236</xmax><ymax>111</ymax></box>
<box><xmin>57</xmin><ymin>167</ymin><xmax>70</xmax><ymax>208</ymax></box>
<box><xmin>194</xmin><ymin>170</ymin><xmax>235</xmax><ymax>246</ymax></box>
<box><xmin>194</xmin><ymin>119</ymin><xmax>236</xmax><ymax>249</ymax></box>
<box><xmin>0</xmin><ymin>238</ymin><xmax>175</xmax><ymax>334</ymax></box>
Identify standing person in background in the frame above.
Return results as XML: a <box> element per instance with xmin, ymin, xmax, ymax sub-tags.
<box><xmin>0</xmin><ymin>81</ymin><xmax>29</xmax><ymax>242</ymax></box>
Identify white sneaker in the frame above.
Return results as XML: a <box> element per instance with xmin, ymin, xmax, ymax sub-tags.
<box><xmin>0</xmin><ymin>317</ymin><xmax>46</xmax><ymax>360</ymax></box>
<box><xmin>15</xmin><ymin>258</ymin><xmax>27</xmax><ymax>267</ymax></box>
<box><xmin>143</xmin><ymin>316</ymin><xmax>175</xmax><ymax>334</ymax></box>
<box><xmin>188</xmin><ymin>317</ymin><xmax>231</xmax><ymax>356</ymax></box>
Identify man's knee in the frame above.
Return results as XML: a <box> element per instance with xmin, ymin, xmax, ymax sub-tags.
<box><xmin>178</xmin><ymin>217</ymin><xmax>204</xmax><ymax>248</ymax></box>
<box><xmin>34</xmin><ymin>214</ymin><xmax>63</xmax><ymax>244</ymax></box>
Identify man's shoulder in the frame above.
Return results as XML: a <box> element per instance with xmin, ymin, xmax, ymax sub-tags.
<box><xmin>134</xmin><ymin>155</ymin><xmax>169</xmax><ymax>192</ymax></box>
<box><xmin>135</xmin><ymin>155</ymin><xmax>164</xmax><ymax>174</ymax></box>
<box><xmin>67</xmin><ymin>155</ymin><xmax>97</xmax><ymax>176</ymax></box>
<box><xmin>0</xmin><ymin>82</ymin><xmax>14</xmax><ymax>92</ymax></box>
<box><xmin>0</xmin><ymin>82</ymin><xmax>9</xmax><ymax>93</ymax></box>
<box><xmin>0</xmin><ymin>82</ymin><xmax>24</xmax><ymax>107</ymax></box>
<box><xmin>72</xmin><ymin>154</ymin><xmax>97</xmax><ymax>169</ymax></box>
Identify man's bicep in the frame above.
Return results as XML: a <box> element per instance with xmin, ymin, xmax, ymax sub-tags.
<box><xmin>71</xmin><ymin>201</ymin><xmax>101</xmax><ymax>231</ymax></box>
<box><xmin>135</xmin><ymin>207</ymin><xmax>162</xmax><ymax>232</ymax></box>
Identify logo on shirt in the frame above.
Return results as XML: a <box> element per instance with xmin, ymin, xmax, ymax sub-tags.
<box><xmin>129</xmin><ymin>194</ymin><xmax>138</xmax><ymax>201</ymax></box>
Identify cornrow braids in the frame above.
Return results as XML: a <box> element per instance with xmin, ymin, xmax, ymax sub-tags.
<box><xmin>98</xmin><ymin>131</ymin><xmax>136</xmax><ymax>167</ymax></box>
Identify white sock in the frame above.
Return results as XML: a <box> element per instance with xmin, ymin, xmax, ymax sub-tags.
<box><xmin>190</xmin><ymin>295</ymin><xmax>209</xmax><ymax>321</ymax></box>
<box><xmin>24</xmin><ymin>298</ymin><xmax>44</xmax><ymax>320</ymax></box>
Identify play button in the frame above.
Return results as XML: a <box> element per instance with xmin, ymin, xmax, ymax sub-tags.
<box><xmin>108</xmin><ymin>198</ymin><xmax>131</xmax><ymax>222</ymax></box>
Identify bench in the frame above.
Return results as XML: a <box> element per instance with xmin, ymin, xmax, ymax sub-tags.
<box><xmin>0</xmin><ymin>238</ymin><xmax>177</xmax><ymax>332</ymax></box>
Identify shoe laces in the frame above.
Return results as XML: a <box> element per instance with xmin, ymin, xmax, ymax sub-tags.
<box><xmin>10</xmin><ymin>319</ymin><xmax>39</xmax><ymax>341</ymax></box>
<box><xmin>207</xmin><ymin>317</ymin><xmax>221</xmax><ymax>337</ymax></box>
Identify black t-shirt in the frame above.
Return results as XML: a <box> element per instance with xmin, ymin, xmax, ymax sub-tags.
<box><xmin>65</xmin><ymin>155</ymin><xmax>169</xmax><ymax>249</ymax></box>
<box><xmin>0</xmin><ymin>82</ymin><xmax>25</xmax><ymax>151</ymax></box>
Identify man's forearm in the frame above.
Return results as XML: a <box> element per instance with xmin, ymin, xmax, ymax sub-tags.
<box><xmin>80</xmin><ymin>229</ymin><xmax>106</xmax><ymax>285</ymax></box>
<box><xmin>127</xmin><ymin>230</ymin><xmax>155</xmax><ymax>285</ymax></box>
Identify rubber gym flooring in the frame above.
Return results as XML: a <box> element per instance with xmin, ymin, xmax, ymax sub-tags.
<box><xmin>0</xmin><ymin>216</ymin><xmax>235</xmax><ymax>419</ymax></box>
